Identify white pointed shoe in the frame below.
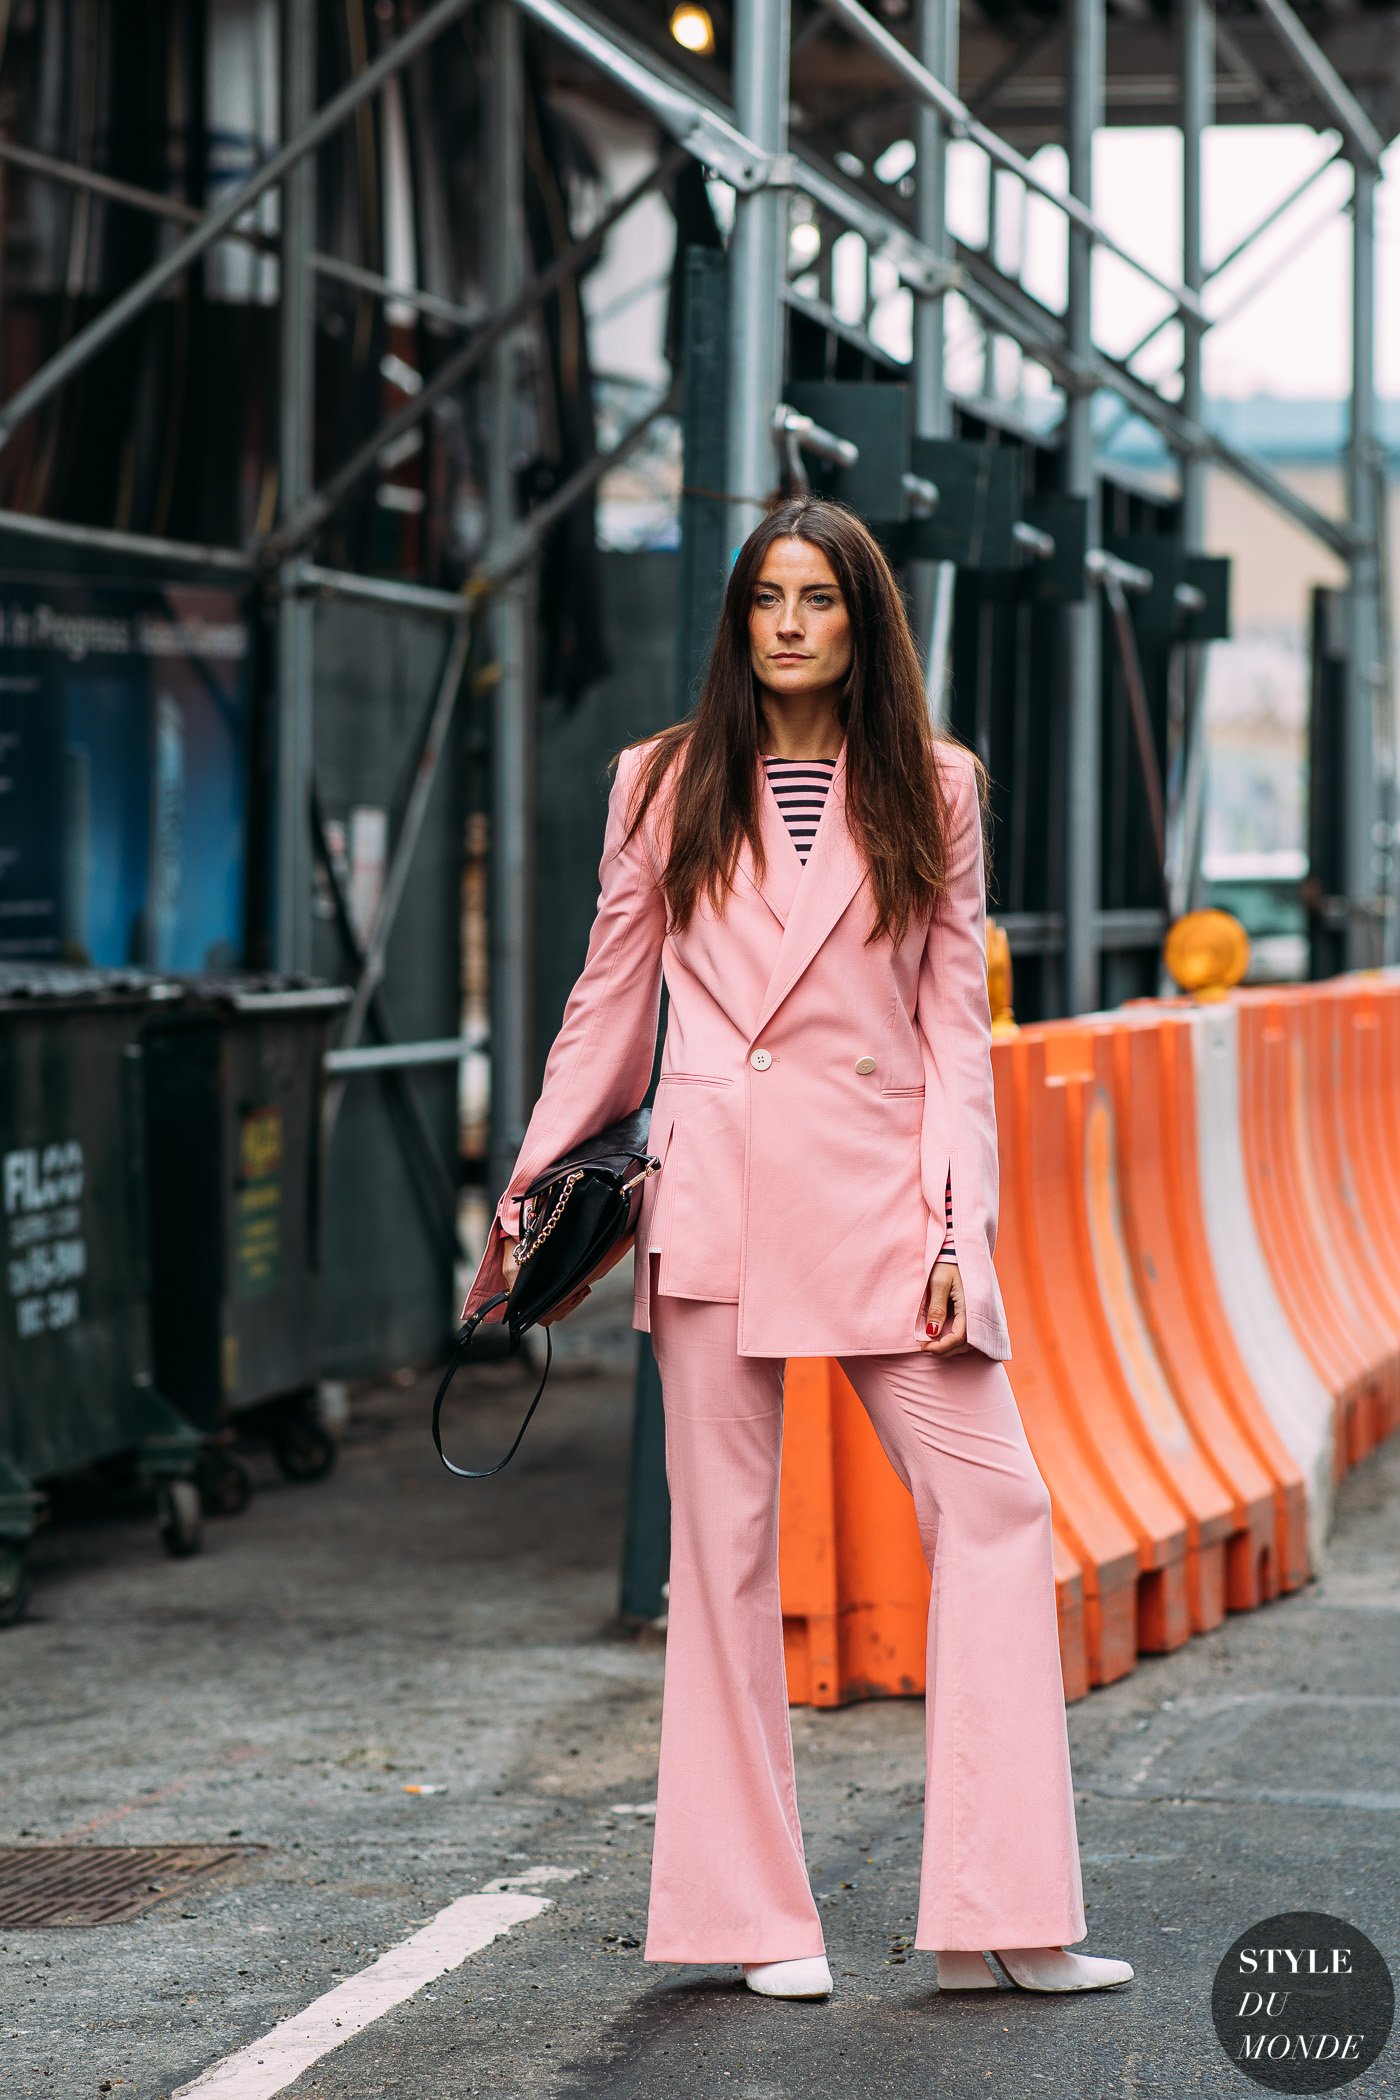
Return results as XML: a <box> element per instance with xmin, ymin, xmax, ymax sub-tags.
<box><xmin>936</xmin><ymin>1950</ymin><xmax>1000</xmax><ymax>1990</ymax></box>
<box><xmin>742</xmin><ymin>1956</ymin><xmax>834</xmax><ymax>1999</ymax></box>
<box><xmin>994</xmin><ymin>1946</ymin><xmax>1134</xmax><ymax>1993</ymax></box>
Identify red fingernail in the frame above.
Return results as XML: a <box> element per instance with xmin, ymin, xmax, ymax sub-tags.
<box><xmin>927</xmin><ymin>1322</ymin><xmax>939</xmax><ymax>1337</ymax></box>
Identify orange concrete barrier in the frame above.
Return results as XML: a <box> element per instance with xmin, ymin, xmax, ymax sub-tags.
<box><xmin>1326</xmin><ymin>982</ymin><xmax>1400</xmax><ymax>1274</ymax></box>
<box><xmin>1330</xmin><ymin>982</ymin><xmax>1400</xmax><ymax>1417</ymax></box>
<box><xmin>1185</xmin><ymin>1000</ymin><xmax>1338</xmax><ymax>1533</ymax></box>
<box><xmin>1235</xmin><ymin>990</ymin><xmax>1395</xmax><ymax>1466</ymax></box>
<box><xmin>1090</xmin><ymin>1010</ymin><xmax>1309</xmax><ymax>1600</ymax></box>
<box><xmin>779</xmin><ymin>1355</ymin><xmax>926</xmax><ymax>1709</ymax></box>
<box><xmin>1307</xmin><ymin>983</ymin><xmax>1400</xmax><ymax>1442</ymax></box>
<box><xmin>777</xmin><ymin>975</ymin><xmax>1400</xmax><ymax>1719</ymax></box>
<box><xmin>1358</xmin><ymin>980</ymin><xmax>1400</xmax><ymax>1266</ymax></box>
<box><xmin>991</xmin><ymin>1039</ymin><xmax>1150</xmax><ymax>1686</ymax></box>
<box><xmin>1016</xmin><ymin>1024</ymin><xmax>1236</xmax><ymax>1643</ymax></box>
<box><xmin>778</xmin><ymin>1354</ymin><xmax>1092</xmax><ymax>1708</ymax></box>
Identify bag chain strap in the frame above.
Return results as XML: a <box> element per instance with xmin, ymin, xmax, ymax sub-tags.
<box><xmin>515</xmin><ymin>1168</ymin><xmax>584</xmax><ymax>1268</ymax></box>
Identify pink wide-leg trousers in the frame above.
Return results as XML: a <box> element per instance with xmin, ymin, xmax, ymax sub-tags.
<box><xmin>644</xmin><ymin>1272</ymin><xmax>1088</xmax><ymax>1964</ymax></box>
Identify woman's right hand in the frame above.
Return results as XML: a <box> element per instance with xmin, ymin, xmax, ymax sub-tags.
<box><xmin>500</xmin><ymin>1230</ymin><xmax>593</xmax><ymax>1326</ymax></box>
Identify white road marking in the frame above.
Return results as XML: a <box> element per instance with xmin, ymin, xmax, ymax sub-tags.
<box><xmin>482</xmin><ymin>1864</ymin><xmax>581</xmax><ymax>1892</ymax></box>
<box><xmin>171</xmin><ymin>1881</ymin><xmax>559</xmax><ymax>2100</ymax></box>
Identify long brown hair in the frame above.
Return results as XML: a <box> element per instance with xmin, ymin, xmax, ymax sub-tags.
<box><xmin>618</xmin><ymin>496</ymin><xmax>974</xmax><ymax>947</ymax></box>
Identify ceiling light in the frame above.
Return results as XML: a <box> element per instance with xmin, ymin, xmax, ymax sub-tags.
<box><xmin>789</xmin><ymin>221</ymin><xmax>822</xmax><ymax>267</ymax></box>
<box><xmin>669</xmin><ymin>3</ymin><xmax>715</xmax><ymax>54</ymax></box>
<box><xmin>873</xmin><ymin>138</ymin><xmax>916</xmax><ymax>185</ymax></box>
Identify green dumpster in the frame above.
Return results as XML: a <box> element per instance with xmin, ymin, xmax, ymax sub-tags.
<box><xmin>0</xmin><ymin>967</ymin><xmax>206</xmax><ymax>1625</ymax></box>
<box><xmin>141</xmin><ymin>977</ymin><xmax>349</xmax><ymax>1512</ymax></box>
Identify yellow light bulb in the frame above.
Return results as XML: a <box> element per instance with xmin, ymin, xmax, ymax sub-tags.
<box><xmin>670</xmin><ymin>2</ymin><xmax>716</xmax><ymax>54</ymax></box>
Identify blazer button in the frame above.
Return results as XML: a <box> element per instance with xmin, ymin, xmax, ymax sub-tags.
<box><xmin>854</xmin><ymin>1056</ymin><xmax>876</xmax><ymax>1075</ymax></box>
<box><xmin>749</xmin><ymin>1047</ymin><xmax>773</xmax><ymax>1071</ymax></box>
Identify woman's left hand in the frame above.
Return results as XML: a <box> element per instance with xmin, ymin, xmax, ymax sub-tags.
<box><xmin>918</xmin><ymin>1260</ymin><xmax>969</xmax><ymax>1355</ymax></box>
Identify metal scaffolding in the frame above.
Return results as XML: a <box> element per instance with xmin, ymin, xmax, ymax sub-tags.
<box><xmin>0</xmin><ymin>0</ymin><xmax>1391</xmax><ymax>1112</ymax></box>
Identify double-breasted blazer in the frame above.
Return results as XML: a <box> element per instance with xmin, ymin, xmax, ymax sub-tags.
<box><xmin>462</xmin><ymin>733</ymin><xmax>1012</xmax><ymax>1362</ymax></box>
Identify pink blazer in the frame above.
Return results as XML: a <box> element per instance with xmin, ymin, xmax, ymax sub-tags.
<box><xmin>462</xmin><ymin>735</ymin><xmax>1012</xmax><ymax>1362</ymax></box>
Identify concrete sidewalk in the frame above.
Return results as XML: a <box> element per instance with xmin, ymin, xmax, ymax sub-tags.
<box><xmin>2</xmin><ymin>1353</ymin><xmax>1396</xmax><ymax>2100</ymax></box>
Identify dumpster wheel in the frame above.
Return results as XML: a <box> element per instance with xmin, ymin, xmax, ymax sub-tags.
<box><xmin>196</xmin><ymin>1449</ymin><xmax>253</xmax><ymax>1519</ymax></box>
<box><xmin>0</xmin><ymin>1543</ymin><xmax>30</xmax><ymax>1627</ymax></box>
<box><xmin>271</xmin><ymin>1402</ymin><xmax>336</xmax><ymax>1485</ymax></box>
<box><xmin>156</xmin><ymin>1480</ymin><xmax>203</xmax><ymax>1558</ymax></box>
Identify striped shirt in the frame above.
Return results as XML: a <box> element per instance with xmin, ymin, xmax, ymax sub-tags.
<box><xmin>760</xmin><ymin>755</ymin><xmax>838</xmax><ymax>864</ymax></box>
<box><xmin>761</xmin><ymin>752</ymin><xmax>957</xmax><ymax>1269</ymax></box>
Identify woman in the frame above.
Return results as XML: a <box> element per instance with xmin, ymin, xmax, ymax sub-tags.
<box><xmin>462</xmin><ymin>497</ymin><xmax>1132</xmax><ymax>2002</ymax></box>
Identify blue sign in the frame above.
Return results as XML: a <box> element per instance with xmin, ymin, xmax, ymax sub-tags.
<box><xmin>0</xmin><ymin>578</ymin><xmax>251</xmax><ymax>969</ymax></box>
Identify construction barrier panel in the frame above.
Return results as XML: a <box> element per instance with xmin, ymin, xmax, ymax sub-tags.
<box><xmin>1003</xmin><ymin>1027</ymin><xmax>1206</xmax><ymax>1657</ymax></box>
<box><xmin>780</xmin><ymin>976</ymin><xmax>1397</xmax><ymax>1709</ymax></box>
<box><xmin>1186</xmin><ymin>1002</ymin><xmax>1336</xmax><ymax>1550</ymax></box>
<box><xmin>1088</xmin><ymin>1010</ymin><xmax>1307</xmax><ymax>1603</ymax></box>
<box><xmin>1235</xmin><ymin>988</ymin><xmax>1396</xmax><ymax>1467</ymax></box>
<box><xmin>1325</xmin><ymin>978</ymin><xmax>1400</xmax><ymax>1446</ymax></box>
<box><xmin>1297</xmin><ymin>985</ymin><xmax>1400</xmax><ymax>1445</ymax></box>
<box><xmin>778</xmin><ymin>1355</ymin><xmax>1092</xmax><ymax>1710</ymax></box>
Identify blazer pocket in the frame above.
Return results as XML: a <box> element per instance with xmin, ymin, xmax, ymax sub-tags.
<box><xmin>658</xmin><ymin>1071</ymin><xmax>732</xmax><ymax>1087</ymax></box>
<box><xmin>882</xmin><ymin>991</ymin><xmax>925</xmax><ymax>1096</ymax></box>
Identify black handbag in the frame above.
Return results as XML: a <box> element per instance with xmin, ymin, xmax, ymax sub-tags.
<box><xmin>431</xmin><ymin>1106</ymin><xmax>661</xmax><ymax>1477</ymax></box>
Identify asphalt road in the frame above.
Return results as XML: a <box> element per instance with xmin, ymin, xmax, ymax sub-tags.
<box><xmin>2</xmin><ymin>1355</ymin><xmax>1396</xmax><ymax>2100</ymax></box>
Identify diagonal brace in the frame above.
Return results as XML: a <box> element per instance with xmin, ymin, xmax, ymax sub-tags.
<box><xmin>0</xmin><ymin>0</ymin><xmax>482</xmax><ymax>454</ymax></box>
<box><xmin>1102</xmin><ymin>571</ymin><xmax>1169</xmax><ymax>899</ymax></box>
<box><xmin>262</xmin><ymin>148</ymin><xmax>684</xmax><ymax>562</ymax></box>
<box><xmin>310</xmin><ymin>791</ymin><xmax>470</xmax><ymax>1258</ymax></box>
<box><xmin>325</xmin><ymin>616</ymin><xmax>474</xmax><ymax>1134</ymax></box>
<box><xmin>1249</xmin><ymin>0</ymin><xmax>1385</xmax><ymax>170</ymax></box>
<box><xmin>811</xmin><ymin>0</ymin><xmax>1207</xmax><ymax>322</ymax></box>
<box><xmin>0</xmin><ymin>135</ymin><xmax>488</xmax><ymax>340</ymax></box>
<box><xmin>1114</xmin><ymin>141</ymin><xmax>1345</xmax><ymax>376</ymax></box>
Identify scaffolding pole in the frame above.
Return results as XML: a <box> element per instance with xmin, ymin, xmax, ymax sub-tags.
<box><xmin>1346</xmin><ymin>158</ymin><xmax>1385</xmax><ymax>967</ymax></box>
<box><xmin>1180</xmin><ymin>0</ymin><xmax>1211</xmax><ymax>555</ymax></box>
<box><xmin>1170</xmin><ymin>0</ymin><xmax>1214</xmax><ymax>924</ymax></box>
<box><xmin>911</xmin><ymin>0</ymin><xmax>959</xmax><ymax>726</ymax></box>
<box><xmin>1063</xmin><ymin>0</ymin><xmax>1104</xmax><ymax>1015</ymax></box>
<box><xmin>486</xmin><ymin>0</ymin><xmax>538</xmax><ymax>1206</ymax></box>
<box><xmin>726</xmin><ymin>0</ymin><xmax>790</xmax><ymax>549</ymax></box>
<box><xmin>274</xmin><ymin>0</ymin><xmax>317</xmax><ymax>976</ymax></box>
<box><xmin>912</xmin><ymin>0</ymin><xmax>956</xmax><ymax>443</ymax></box>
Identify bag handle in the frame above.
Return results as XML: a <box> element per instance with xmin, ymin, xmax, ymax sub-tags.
<box><xmin>431</xmin><ymin>1292</ymin><xmax>555</xmax><ymax>1479</ymax></box>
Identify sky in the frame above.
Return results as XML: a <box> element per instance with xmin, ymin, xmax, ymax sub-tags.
<box><xmin>943</xmin><ymin>123</ymin><xmax>1397</xmax><ymax>403</ymax></box>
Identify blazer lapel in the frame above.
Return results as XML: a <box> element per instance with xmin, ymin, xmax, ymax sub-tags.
<box><xmin>733</xmin><ymin>759</ymin><xmax>803</xmax><ymax>929</ymax></box>
<box><xmin>752</xmin><ymin>743</ymin><xmax>868</xmax><ymax>1038</ymax></box>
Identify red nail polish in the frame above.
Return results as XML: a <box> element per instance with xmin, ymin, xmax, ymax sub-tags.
<box><xmin>927</xmin><ymin>1321</ymin><xmax>939</xmax><ymax>1337</ymax></box>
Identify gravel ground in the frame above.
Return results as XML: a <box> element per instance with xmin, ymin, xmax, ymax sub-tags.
<box><xmin>2</xmin><ymin>1355</ymin><xmax>1396</xmax><ymax>2100</ymax></box>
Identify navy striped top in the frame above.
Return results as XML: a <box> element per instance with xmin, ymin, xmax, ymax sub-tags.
<box><xmin>761</xmin><ymin>753</ymin><xmax>957</xmax><ymax>1270</ymax></box>
<box><xmin>760</xmin><ymin>754</ymin><xmax>838</xmax><ymax>864</ymax></box>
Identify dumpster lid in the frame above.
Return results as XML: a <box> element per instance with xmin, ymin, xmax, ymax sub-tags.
<box><xmin>161</xmin><ymin>973</ymin><xmax>352</xmax><ymax>1014</ymax></box>
<box><xmin>0</xmin><ymin>965</ymin><xmax>183</xmax><ymax>1008</ymax></box>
